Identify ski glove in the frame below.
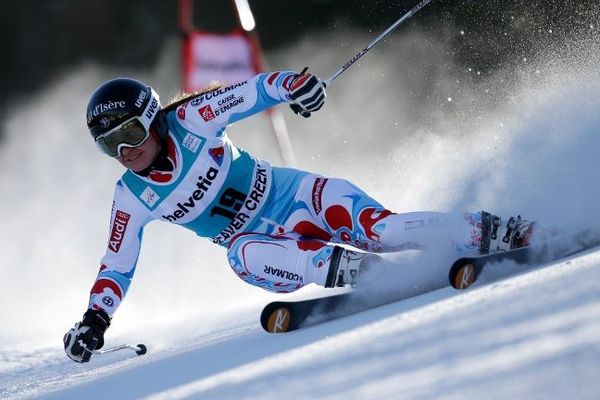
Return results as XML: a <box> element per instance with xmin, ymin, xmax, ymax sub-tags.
<box><xmin>63</xmin><ymin>309</ymin><xmax>110</xmax><ymax>363</ymax></box>
<box><xmin>289</xmin><ymin>70</ymin><xmax>326</xmax><ymax>118</ymax></box>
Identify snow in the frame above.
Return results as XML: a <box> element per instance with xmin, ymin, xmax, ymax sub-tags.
<box><xmin>2</xmin><ymin>30</ymin><xmax>600</xmax><ymax>400</ymax></box>
<box><xmin>4</xmin><ymin>250</ymin><xmax>600</xmax><ymax>400</ymax></box>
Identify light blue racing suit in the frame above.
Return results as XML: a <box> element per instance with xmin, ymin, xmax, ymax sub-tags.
<box><xmin>89</xmin><ymin>71</ymin><xmax>484</xmax><ymax>317</ymax></box>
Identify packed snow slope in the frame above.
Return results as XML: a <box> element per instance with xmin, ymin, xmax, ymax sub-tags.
<box><xmin>1</xmin><ymin>25</ymin><xmax>600</xmax><ymax>399</ymax></box>
<box><xmin>4</xmin><ymin>249</ymin><xmax>600</xmax><ymax>399</ymax></box>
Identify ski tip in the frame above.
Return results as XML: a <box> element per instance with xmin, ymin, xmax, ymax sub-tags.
<box><xmin>450</xmin><ymin>262</ymin><xmax>477</xmax><ymax>290</ymax></box>
<box><xmin>264</xmin><ymin>306</ymin><xmax>292</xmax><ymax>333</ymax></box>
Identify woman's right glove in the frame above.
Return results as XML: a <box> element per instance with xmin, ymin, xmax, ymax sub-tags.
<box><xmin>288</xmin><ymin>70</ymin><xmax>326</xmax><ymax>118</ymax></box>
<box><xmin>63</xmin><ymin>309</ymin><xmax>111</xmax><ymax>363</ymax></box>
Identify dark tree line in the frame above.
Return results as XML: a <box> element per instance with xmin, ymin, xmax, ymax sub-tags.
<box><xmin>1</xmin><ymin>0</ymin><xmax>598</xmax><ymax>135</ymax></box>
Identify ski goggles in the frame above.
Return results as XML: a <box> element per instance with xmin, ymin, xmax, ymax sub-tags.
<box><xmin>95</xmin><ymin>117</ymin><xmax>150</xmax><ymax>158</ymax></box>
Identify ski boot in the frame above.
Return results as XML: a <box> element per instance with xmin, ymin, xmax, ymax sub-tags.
<box><xmin>480</xmin><ymin>212</ymin><xmax>535</xmax><ymax>254</ymax></box>
<box><xmin>325</xmin><ymin>246</ymin><xmax>376</xmax><ymax>287</ymax></box>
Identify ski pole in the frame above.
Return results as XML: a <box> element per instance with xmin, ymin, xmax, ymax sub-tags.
<box><xmin>323</xmin><ymin>0</ymin><xmax>436</xmax><ymax>87</ymax></box>
<box><xmin>92</xmin><ymin>343</ymin><xmax>147</xmax><ymax>356</ymax></box>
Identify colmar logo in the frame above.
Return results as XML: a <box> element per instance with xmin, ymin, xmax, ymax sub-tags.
<box><xmin>263</xmin><ymin>265</ymin><xmax>303</xmax><ymax>283</ymax></box>
<box><xmin>190</xmin><ymin>97</ymin><xmax>203</xmax><ymax>107</ymax></box>
<box><xmin>197</xmin><ymin>81</ymin><xmax>248</xmax><ymax>101</ymax></box>
<box><xmin>108</xmin><ymin>210</ymin><xmax>130</xmax><ymax>253</ymax></box>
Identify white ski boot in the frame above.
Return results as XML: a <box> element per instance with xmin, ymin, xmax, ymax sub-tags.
<box><xmin>480</xmin><ymin>212</ymin><xmax>535</xmax><ymax>254</ymax></box>
<box><xmin>325</xmin><ymin>246</ymin><xmax>374</xmax><ymax>287</ymax></box>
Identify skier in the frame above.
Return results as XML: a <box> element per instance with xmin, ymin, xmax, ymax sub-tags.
<box><xmin>64</xmin><ymin>70</ymin><xmax>533</xmax><ymax>362</ymax></box>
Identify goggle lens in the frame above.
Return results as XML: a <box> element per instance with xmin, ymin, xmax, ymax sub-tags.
<box><xmin>95</xmin><ymin>118</ymin><xmax>149</xmax><ymax>158</ymax></box>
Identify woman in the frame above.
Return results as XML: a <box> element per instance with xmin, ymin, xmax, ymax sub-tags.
<box><xmin>64</xmin><ymin>70</ymin><xmax>532</xmax><ymax>362</ymax></box>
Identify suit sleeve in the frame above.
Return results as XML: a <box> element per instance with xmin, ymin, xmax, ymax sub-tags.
<box><xmin>88</xmin><ymin>180</ymin><xmax>155</xmax><ymax>317</ymax></box>
<box><xmin>176</xmin><ymin>71</ymin><xmax>297</xmax><ymax>138</ymax></box>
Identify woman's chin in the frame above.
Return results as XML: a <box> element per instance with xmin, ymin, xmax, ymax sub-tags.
<box><xmin>128</xmin><ymin>160</ymin><xmax>152</xmax><ymax>172</ymax></box>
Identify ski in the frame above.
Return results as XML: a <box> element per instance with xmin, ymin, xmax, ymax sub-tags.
<box><xmin>260</xmin><ymin>289</ymin><xmax>417</xmax><ymax>333</ymax></box>
<box><xmin>261</xmin><ymin>231</ymin><xmax>600</xmax><ymax>333</ymax></box>
<box><xmin>449</xmin><ymin>231</ymin><xmax>600</xmax><ymax>290</ymax></box>
<box><xmin>448</xmin><ymin>247</ymin><xmax>532</xmax><ymax>289</ymax></box>
<box><xmin>261</xmin><ymin>292</ymin><xmax>352</xmax><ymax>333</ymax></box>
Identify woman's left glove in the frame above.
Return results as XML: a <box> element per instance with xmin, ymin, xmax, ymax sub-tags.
<box><xmin>63</xmin><ymin>309</ymin><xmax>111</xmax><ymax>363</ymax></box>
<box><xmin>289</xmin><ymin>71</ymin><xmax>326</xmax><ymax>118</ymax></box>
